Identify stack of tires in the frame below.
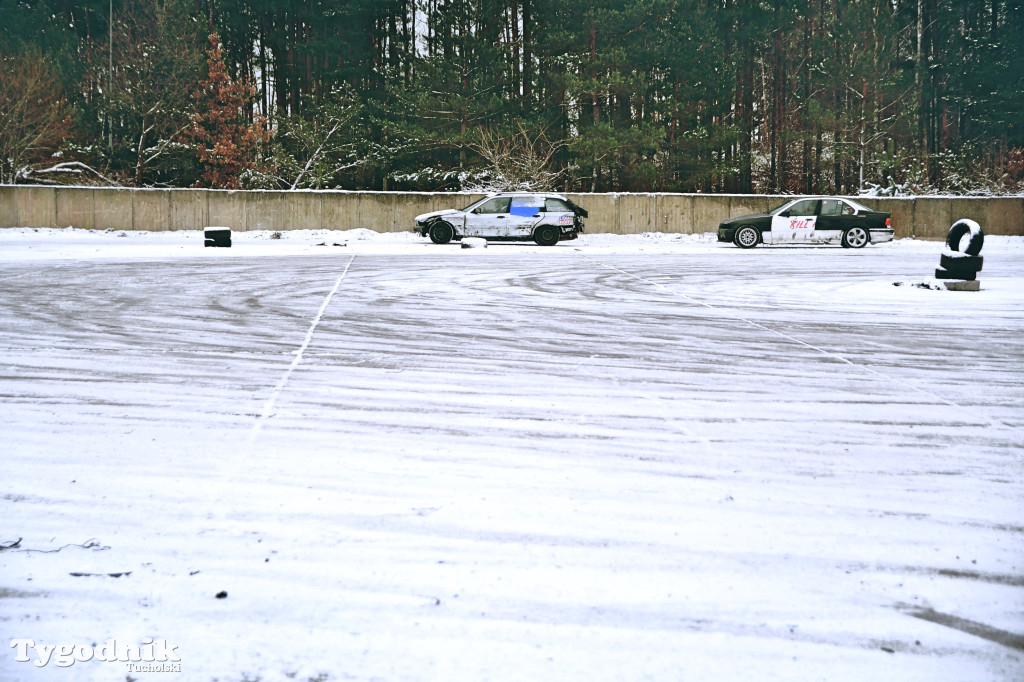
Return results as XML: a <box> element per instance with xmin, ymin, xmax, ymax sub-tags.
<box><xmin>936</xmin><ymin>219</ymin><xmax>983</xmax><ymax>283</ymax></box>
<box><xmin>205</xmin><ymin>227</ymin><xmax>232</xmax><ymax>248</ymax></box>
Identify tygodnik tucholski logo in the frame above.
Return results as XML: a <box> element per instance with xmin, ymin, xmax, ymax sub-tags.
<box><xmin>10</xmin><ymin>638</ymin><xmax>181</xmax><ymax>671</ymax></box>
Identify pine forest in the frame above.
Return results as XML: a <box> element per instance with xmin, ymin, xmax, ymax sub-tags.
<box><xmin>2</xmin><ymin>0</ymin><xmax>1021</xmax><ymax>195</ymax></box>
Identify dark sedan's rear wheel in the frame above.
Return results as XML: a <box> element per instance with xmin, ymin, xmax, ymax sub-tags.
<box><xmin>842</xmin><ymin>226</ymin><xmax>869</xmax><ymax>248</ymax></box>
<box><xmin>734</xmin><ymin>226</ymin><xmax>760</xmax><ymax>249</ymax></box>
<box><xmin>429</xmin><ymin>222</ymin><xmax>454</xmax><ymax>244</ymax></box>
<box><xmin>534</xmin><ymin>224</ymin><xmax>560</xmax><ymax>246</ymax></box>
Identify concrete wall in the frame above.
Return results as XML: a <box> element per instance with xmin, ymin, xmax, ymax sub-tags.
<box><xmin>1</xmin><ymin>186</ymin><xmax>1021</xmax><ymax>238</ymax></box>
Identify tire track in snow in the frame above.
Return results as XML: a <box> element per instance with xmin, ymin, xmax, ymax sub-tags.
<box><xmin>582</xmin><ymin>254</ymin><xmax>971</xmax><ymax>414</ymax></box>
<box><xmin>0</xmin><ymin>264</ymin><xmax>65</xmax><ymax>282</ymax></box>
<box><xmin>249</xmin><ymin>254</ymin><xmax>356</xmax><ymax>439</ymax></box>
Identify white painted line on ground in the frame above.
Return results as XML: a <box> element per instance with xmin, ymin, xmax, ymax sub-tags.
<box><xmin>584</xmin><ymin>255</ymin><xmax>966</xmax><ymax>411</ymax></box>
<box><xmin>250</xmin><ymin>255</ymin><xmax>356</xmax><ymax>438</ymax></box>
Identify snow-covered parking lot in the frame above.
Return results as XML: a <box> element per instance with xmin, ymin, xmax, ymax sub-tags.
<box><xmin>1</xmin><ymin>228</ymin><xmax>1022</xmax><ymax>681</ymax></box>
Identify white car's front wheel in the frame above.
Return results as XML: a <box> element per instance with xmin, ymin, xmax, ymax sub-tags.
<box><xmin>429</xmin><ymin>222</ymin><xmax>454</xmax><ymax>244</ymax></box>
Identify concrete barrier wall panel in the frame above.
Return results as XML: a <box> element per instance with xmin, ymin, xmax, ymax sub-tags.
<box><xmin>432</xmin><ymin>193</ymin><xmax>482</xmax><ymax>212</ymax></box>
<box><xmin>358</xmin><ymin>193</ymin><xmax>395</xmax><ymax>232</ymax></box>
<box><xmin>693</xmin><ymin>195</ymin><xmax>731</xmax><ymax>234</ymax></box>
<box><xmin>985</xmin><ymin>198</ymin><xmax>1024</xmax><ymax>236</ymax></box>
<box><xmin>658</xmin><ymin>195</ymin><xmax>694</xmax><ymax>233</ymax></box>
<box><xmin>0</xmin><ymin>186</ymin><xmax>17</xmax><ymax>227</ymax></box>
<box><xmin>948</xmin><ymin>198</ymin><xmax>992</xmax><ymax>236</ymax></box>
<box><xmin>169</xmin><ymin>190</ymin><xmax>208</xmax><ymax>231</ymax></box>
<box><xmin>16</xmin><ymin>187</ymin><xmax>57</xmax><ymax>228</ymax></box>
<box><xmin>912</xmin><ymin>198</ymin><xmax>953</xmax><ymax>240</ymax></box>
<box><xmin>569</xmin><ymin>193</ymin><xmax>617</xmax><ymax>234</ymax></box>
<box><xmin>947</xmin><ymin>197</ymin><xmax>1024</xmax><ymax>236</ymax></box>
<box><xmin>246</xmin><ymin>192</ymin><xmax>288</xmax><ymax>232</ymax></box>
<box><xmin>855</xmin><ymin>197</ymin><xmax>910</xmax><ymax>239</ymax></box>
<box><xmin>322</xmin><ymin>192</ymin><xmax>359</xmax><ymax>230</ymax></box>
<box><xmin>730</xmin><ymin>195</ymin><xmax>773</xmax><ymax>218</ymax></box>
<box><xmin>93</xmin><ymin>189</ymin><xmax>133</xmax><ymax>230</ymax></box>
<box><xmin>208</xmin><ymin>191</ymin><xmax>247</xmax><ymax>231</ymax></box>
<box><xmin>286</xmin><ymin>192</ymin><xmax>322</xmax><ymax>231</ymax></box>
<box><xmin>395</xmin><ymin>194</ymin><xmax>436</xmax><ymax>233</ymax></box>
<box><xmin>617</xmin><ymin>194</ymin><xmax>656</xmax><ymax>234</ymax></box>
<box><xmin>134</xmin><ymin>190</ymin><xmax>170</xmax><ymax>231</ymax></box>
<box><xmin>56</xmin><ymin>188</ymin><xmax>95</xmax><ymax>230</ymax></box>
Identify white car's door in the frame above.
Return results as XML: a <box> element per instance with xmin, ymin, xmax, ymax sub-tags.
<box><xmin>769</xmin><ymin>198</ymin><xmax>819</xmax><ymax>244</ymax></box>
<box><xmin>507</xmin><ymin>196</ymin><xmax>545</xmax><ymax>236</ymax></box>
<box><xmin>463</xmin><ymin>196</ymin><xmax>512</xmax><ymax>236</ymax></box>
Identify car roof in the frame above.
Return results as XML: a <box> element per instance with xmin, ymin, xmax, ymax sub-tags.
<box><xmin>484</xmin><ymin>192</ymin><xmax>568</xmax><ymax>199</ymax></box>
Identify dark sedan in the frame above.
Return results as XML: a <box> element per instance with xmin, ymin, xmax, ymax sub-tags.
<box><xmin>718</xmin><ymin>197</ymin><xmax>893</xmax><ymax>248</ymax></box>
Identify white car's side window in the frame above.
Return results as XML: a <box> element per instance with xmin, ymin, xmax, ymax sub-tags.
<box><xmin>821</xmin><ymin>199</ymin><xmax>843</xmax><ymax>216</ymax></box>
<box><xmin>545</xmin><ymin>198</ymin><xmax>571</xmax><ymax>212</ymax></box>
<box><xmin>510</xmin><ymin>196</ymin><xmax>543</xmax><ymax>217</ymax></box>
<box><xmin>474</xmin><ymin>197</ymin><xmax>511</xmax><ymax>214</ymax></box>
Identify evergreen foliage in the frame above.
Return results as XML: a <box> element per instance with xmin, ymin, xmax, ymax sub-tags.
<box><xmin>2</xmin><ymin>0</ymin><xmax>1021</xmax><ymax>194</ymax></box>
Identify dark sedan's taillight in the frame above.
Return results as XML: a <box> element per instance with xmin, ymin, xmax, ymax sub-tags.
<box><xmin>886</xmin><ymin>217</ymin><xmax>891</xmax><ymax>227</ymax></box>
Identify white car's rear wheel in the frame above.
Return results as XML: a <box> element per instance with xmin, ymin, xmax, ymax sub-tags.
<box><xmin>534</xmin><ymin>225</ymin><xmax>560</xmax><ymax>246</ymax></box>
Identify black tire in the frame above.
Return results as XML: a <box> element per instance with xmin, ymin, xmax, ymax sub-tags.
<box><xmin>842</xmin><ymin>226</ymin><xmax>870</xmax><ymax>249</ymax></box>
<box><xmin>945</xmin><ymin>220</ymin><xmax>984</xmax><ymax>255</ymax></box>
<box><xmin>733</xmin><ymin>225</ymin><xmax>760</xmax><ymax>249</ymax></box>
<box><xmin>428</xmin><ymin>222</ymin><xmax>454</xmax><ymax>244</ymax></box>
<box><xmin>939</xmin><ymin>253</ymin><xmax>983</xmax><ymax>272</ymax></box>
<box><xmin>533</xmin><ymin>224</ymin><xmax>560</xmax><ymax>246</ymax></box>
<box><xmin>935</xmin><ymin>267</ymin><xmax>978</xmax><ymax>281</ymax></box>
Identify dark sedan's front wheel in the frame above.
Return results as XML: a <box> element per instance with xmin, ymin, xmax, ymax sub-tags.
<box><xmin>429</xmin><ymin>222</ymin><xmax>454</xmax><ymax>244</ymax></box>
<box><xmin>842</xmin><ymin>226</ymin><xmax>869</xmax><ymax>249</ymax></box>
<box><xmin>734</xmin><ymin>225</ymin><xmax>760</xmax><ymax>249</ymax></box>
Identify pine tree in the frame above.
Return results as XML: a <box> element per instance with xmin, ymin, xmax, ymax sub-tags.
<box><xmin>188</xmin><ymin>34</ymin><xmax>272</xmax><ymax>189</ymax></box>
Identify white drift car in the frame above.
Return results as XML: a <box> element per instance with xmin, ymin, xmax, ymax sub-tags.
<box><xmin>413</xmin><ymin>192</ymin><xmax>588</xmax><ymax>246</ymax></box>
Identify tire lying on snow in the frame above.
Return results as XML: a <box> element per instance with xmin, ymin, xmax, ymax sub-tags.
<box><xmin>939</xmin><ymin>253</ymin><xmax>983</xmax><ymax>272</ymax></box>
<box><xmin>935</xmin><ymin>267</ymin><xmax>978</xmax><ymax>281</ymax></box>
<box><xmin>204</xmin><ymin>228</ymin><xmax>232</xmax><ymax>247</ymax></box>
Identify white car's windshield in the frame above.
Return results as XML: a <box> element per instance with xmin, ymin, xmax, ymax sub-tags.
<box><xmin>768</xmin><ymin>200</ymin><xmax>794</xmax><ymax>215</ymax></box>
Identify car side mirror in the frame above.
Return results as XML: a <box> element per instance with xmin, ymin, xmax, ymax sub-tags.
<box><xmin>779</xmin><ymin>210</ymin><xmax>790</xmax><ymax>217</ymax></box>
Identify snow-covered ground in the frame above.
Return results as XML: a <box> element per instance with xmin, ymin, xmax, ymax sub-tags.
<box><xmin>1</xmin><ymin>228</ymin><xmax>1022</xmax><ymax>682</ymax></box>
